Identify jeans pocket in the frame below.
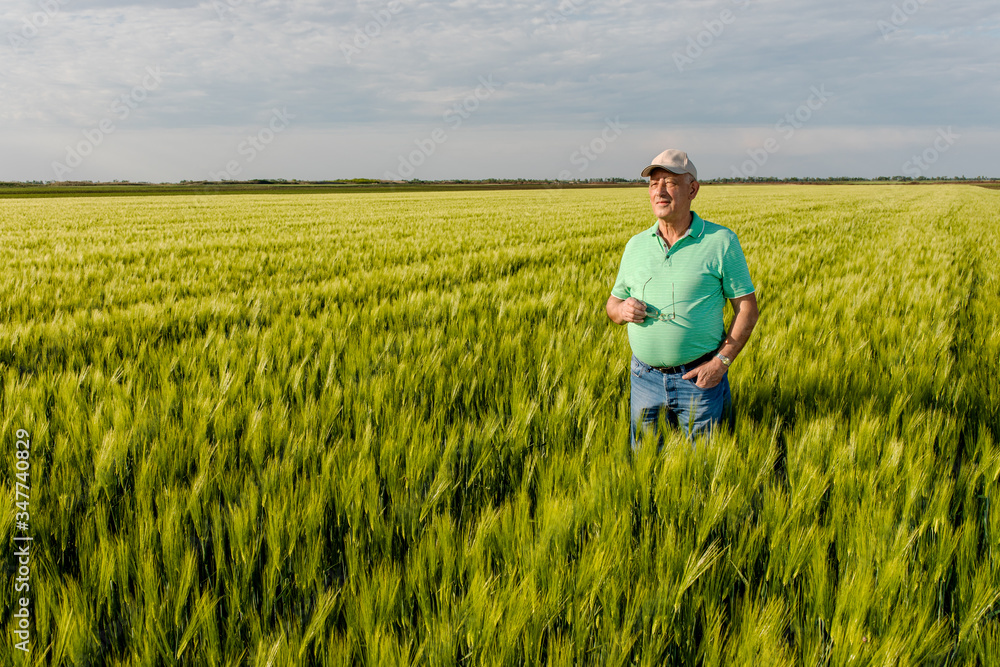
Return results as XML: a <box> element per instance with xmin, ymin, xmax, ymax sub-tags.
<box><xmin>687</xmin><ymin>376</ymin><xmax>723</xmax><ymax>393</ymax></box>
<box><xmin>630</xmin><ymin>356</ymin><xmax>647</xmax><ymax>378</ymax></box>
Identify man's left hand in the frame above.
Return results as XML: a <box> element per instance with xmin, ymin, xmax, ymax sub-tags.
<box><xmin>682</xmin><ymin>357</ymin><xmax>727</xmax><ymax>389</ymax></box>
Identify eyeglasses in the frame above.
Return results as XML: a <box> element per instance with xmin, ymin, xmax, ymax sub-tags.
<box><xmin>641</xmin><ymin>277</ymin><xmax>676</xmax><ymax>322</ymax></box>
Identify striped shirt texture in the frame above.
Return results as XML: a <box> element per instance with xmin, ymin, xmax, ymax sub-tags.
<box><xmin>611</xmin><ymin>211</ymin><xmax>755</xmax><ymax>367</ymax></box>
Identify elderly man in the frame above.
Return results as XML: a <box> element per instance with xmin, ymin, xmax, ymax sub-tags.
<box><xmin>606</xmin><ymin>149</ymin><xmax>758</xmax><ymax>445</ymax></box>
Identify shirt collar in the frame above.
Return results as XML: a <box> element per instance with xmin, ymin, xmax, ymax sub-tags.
<box><xmin>649</xmin><ymin>211</ymin><xmax>706</xmax><ymax>242</ymax></box>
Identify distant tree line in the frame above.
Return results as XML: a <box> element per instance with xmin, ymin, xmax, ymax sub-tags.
<box><xmin>4</xmin><ymin>175</ymin><xmax>997</xmax><ymax>188</ymax></box>
<box><xmin>706</xmin><ymin>175</ymin><xmax>996</xmax><ymax>183</ymax></box>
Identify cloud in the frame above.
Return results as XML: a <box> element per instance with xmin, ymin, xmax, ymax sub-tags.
<box><xmin>2</xmin><ymin>0</ymin><xmax>999</xmax><ymax>180</ymax></box>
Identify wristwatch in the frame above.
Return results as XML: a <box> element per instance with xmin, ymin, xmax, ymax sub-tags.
<box><xmin>715</xmin><ymin>353</ymin><xmax>732</xmax><ymax>367</ymax></box>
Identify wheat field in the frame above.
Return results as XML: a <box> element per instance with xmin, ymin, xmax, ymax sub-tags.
<box><xmin>1</xmin><ymin>184</ymin><xmax>998</xmax><ymax>665</ymax></box>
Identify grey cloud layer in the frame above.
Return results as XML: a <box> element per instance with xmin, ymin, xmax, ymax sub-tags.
<box><xmin>3</xmin><ymin>0</ymin><xmax>998</xmax><ymax>130</ymax></box>
<box><xmin>2</xmin><ymin>0</ymin><xmax>998</xmax><ymax>180</ymax></box>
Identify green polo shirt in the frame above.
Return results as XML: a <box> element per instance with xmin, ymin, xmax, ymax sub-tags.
<box><xmin>611</xmin><ymin>211</ymin><xmax>754</xmax><ymax>367</ymax></box>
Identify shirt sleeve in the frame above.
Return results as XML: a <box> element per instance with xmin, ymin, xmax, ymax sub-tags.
<box><xmin>720</xmin><ymin>233</ymin><xmax>755</xmax><ymax>299</ymax></box>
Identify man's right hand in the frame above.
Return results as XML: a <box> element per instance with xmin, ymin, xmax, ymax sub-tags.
<box><xmin>606</xmin><ymin>296</ymin><xmax>647</xmax><ymax>324</ymax></box>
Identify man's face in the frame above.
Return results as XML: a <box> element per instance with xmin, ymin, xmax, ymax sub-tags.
<box><xmin>648</xmin><ymin>168</ymin><xmax>699</xmax><ymax>221</ymax></box>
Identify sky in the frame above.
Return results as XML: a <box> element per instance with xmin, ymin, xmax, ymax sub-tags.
<box><xmin>2</xmin><ymin>0</ymin><xmax>998</xmax><ymax>182</ymax></box>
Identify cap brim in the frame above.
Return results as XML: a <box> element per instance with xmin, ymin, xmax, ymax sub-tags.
<box><xmin>641</xmin><ymin>165</ymin><xmax>687</xmax><ymax>178</ymax></box>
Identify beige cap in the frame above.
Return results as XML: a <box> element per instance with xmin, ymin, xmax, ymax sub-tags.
<box><xmin>641</xmin><ymin>149</ymin><xmax>698</xmax><ymax>180</ymax></box>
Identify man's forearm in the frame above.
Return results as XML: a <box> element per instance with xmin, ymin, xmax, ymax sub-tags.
<box><xmin>718</xmin><ymin>293</ymin><xmax>759</xmax><ymax>362</ymax></box>
<box><xmin>606</xmin><ymin>295</ymin><xmax>626</xmax><ymax>325</ymax></box>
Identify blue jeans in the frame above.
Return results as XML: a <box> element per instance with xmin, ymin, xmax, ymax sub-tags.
<box><xmin>629</xmin><ymin>354</ymin><xmax>732</xmax><ymax>447</ymax></box>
